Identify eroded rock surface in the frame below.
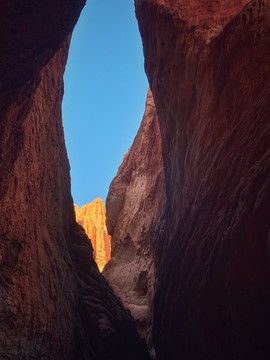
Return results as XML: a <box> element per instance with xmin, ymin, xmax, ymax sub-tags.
<box><xmin>74</xmin><ymin>198</ymin><xmax>111</xmax><ymax>272</ymax></box>
<box><xmin>135</xmin><ymin>0</ymin><xmax>270</xmax><ymax>359</ymax></box>
<box><xmin>0</xmin><ymin>1</ymin><xmax>149</xmax><ymax>359</ymax></box>
<box><xmin>103</xmin><ymin>89</ymin><xmax>165</xmax><ymax>352</ymax></box>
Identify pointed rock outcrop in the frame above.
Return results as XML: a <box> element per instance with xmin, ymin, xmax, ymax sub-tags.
<box><xmin>74</xmin><ymin>198</ymin><xmax>111</xmax><ymax>271</ymax></box>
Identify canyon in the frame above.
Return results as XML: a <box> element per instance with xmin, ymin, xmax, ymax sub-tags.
<box><xmin>74</xmin><ymin>199</ymin><xmax>111</xmax><ymax>272</ymax></box>
<box><xmin>0</xmin><ymin>0</ymin><xmax>269</xmax><ymax>359</ymax></box>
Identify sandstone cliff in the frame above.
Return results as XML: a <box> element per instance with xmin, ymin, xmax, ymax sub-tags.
<box><xmin>103</xmin><ymin>88</ymin><xmax>165</xmax><ymax>352</ymax></box>
<box><xmin>0</xmin><ymin>1</ymin><xmax>149</xmax><ymax>359</ymax></box>
<box><xmin>1</xmin><ymin>0</ymin><xmax>269</xmax><ymax>359</ymax></box>
<box><xmin>74</xmin><ymin>198</ymin><xmax>111</xmax><ymax>272</ymax></box>
<box><xmin>135</xmin><ymin>0</ymin><xmax>270</xmax><ymax>359</ymax></box>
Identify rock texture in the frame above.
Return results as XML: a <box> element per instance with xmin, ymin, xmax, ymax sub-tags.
<box><xmin>103</xmin><ymin>89</ymin><xmax>165</xmax><ymax>352</ymax></box>
<box><xmin>135</xmin><ymin>0</ymin><xmax>270</xmax><ymax>359</ymax></box>
<box><xmin>74</xmin><ymin>198</ymin><xmax>111</xmax><ymax>272</ymax></box>
<box><xmin>0</xmin><ymin>1</ymin><xmax>149</xmax><ymax>359</ymax></box>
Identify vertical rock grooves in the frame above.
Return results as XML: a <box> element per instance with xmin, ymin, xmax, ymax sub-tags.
<box><xmin>103</xmin><ymin>89</ymin><xmax>165</xmax><ymax>354</ymax></box>
<box><xmin>0</xmin><ymin>1</ymin><xmax>149</xmax><ymax>359</ymax></box>
<box><xmin>135</xmin><ymin>0</ymin><xmax>270</xmax><ymax>359</ymax></box>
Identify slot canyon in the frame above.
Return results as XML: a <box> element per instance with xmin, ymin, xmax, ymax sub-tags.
<box><xmin>0</xmin><ymin>1</ymin><xmax>269</xmax><ymax>360</ymax></box>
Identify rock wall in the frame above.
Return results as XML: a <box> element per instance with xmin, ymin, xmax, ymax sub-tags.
<box><xmin>0</xmin><ymin>1</ymin><xmax>149</xmax><ymax>359</ymax></box>
<box><xmin>135</xmin><ymin>0</ymin><xmax>270</xmax><ymax>359</ymax></box>
<box><xmin>1</xmin><ymin>0</ymin><xmax>269</xmax><ymax>359</ymax></box>
<box><xmin>74</xmin><ymin>198</ymin><xmax>111</xmax><ymax>272</ymax></box>
<box><xmin>103</xmin><ymin>89</ymin><xmax>165</xmax><ymax>352</ymax></box>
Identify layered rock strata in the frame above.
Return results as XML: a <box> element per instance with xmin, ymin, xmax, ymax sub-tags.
<box><xmin>135</xmin><ymin>0</ymin><xmax>270</xmax><ymax>359</ymax></box>
<box><xmin>0</xmin><ymin>1</ymin><xmax>149</xmax><ymax>359</ymax></box>
<box><xmin>103</xmin><ymin>89</ymin><xmax>165</xmax><ymax>353</ymax></box>
<box><xmin>74</xmin><ymin>198</ymin><xmax>111</xmax><ymax>272</ymax></box>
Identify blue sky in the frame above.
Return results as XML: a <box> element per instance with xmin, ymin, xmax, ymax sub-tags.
<box><xmin>63</xmin><ymin>0</ymin><xmax>148</xmax><ymax>208</ymax></box>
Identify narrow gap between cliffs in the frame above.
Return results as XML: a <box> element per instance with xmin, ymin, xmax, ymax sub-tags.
<box><xmin>62</xmin><ymin>0</ymin><xmax>148</xmax><ymax>271</ymax></box>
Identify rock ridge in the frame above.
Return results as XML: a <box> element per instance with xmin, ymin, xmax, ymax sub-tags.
<box><xmin>103</xmin><ymin>88</ymin><xmax>165</xmax><ymax>355</ymax></box>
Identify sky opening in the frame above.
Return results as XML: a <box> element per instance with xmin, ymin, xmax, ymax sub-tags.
<box><xmin>62</xmin><ymin>0</ymin><xmax>148</xmax><ymax>208</ymax></box>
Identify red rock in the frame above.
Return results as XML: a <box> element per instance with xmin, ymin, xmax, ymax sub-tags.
<box><xmin>2</xmin><ymin>0</ymin><xmax>269</xmax><ymax>359</ymax></box>
<box><xmin>74</xmin><ymin>198</ymin><xmax>111</xmax><ymax>271</ymax></box>
<box><xmin>135</xmin><ymin>0</ymin><xmax>270</xmax><ymax>359</ymax></box>
<box><xmin>103</xmin><ymin>88</ymin><xmax>165</xmax><ymax>353</ymax></box>
<box><xmin>0</xmin><ymin>2</ymin><xmax>150</xmax><ymax>359</ymax></box>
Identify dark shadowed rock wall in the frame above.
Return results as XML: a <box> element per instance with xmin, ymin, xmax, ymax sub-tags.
<box><xmin>135</xmin><ymin>0</ymin><xmax>270</xmax><ymax>359</ymax></box>
<box><xmin>0</xmin><ymin>1</ymin><xmax>149</xmax><ymax>359</ymax></box>
<box><xmin>103</xmin><ymin>89</ymin><xmax>165</xmax><ymax>355</ymax></box>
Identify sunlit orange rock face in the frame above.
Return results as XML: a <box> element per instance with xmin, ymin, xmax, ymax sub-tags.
<box><xmin>74</xmin><ymin>198</ymin><xmax>111</xmax><ymax>271</ymax></box>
